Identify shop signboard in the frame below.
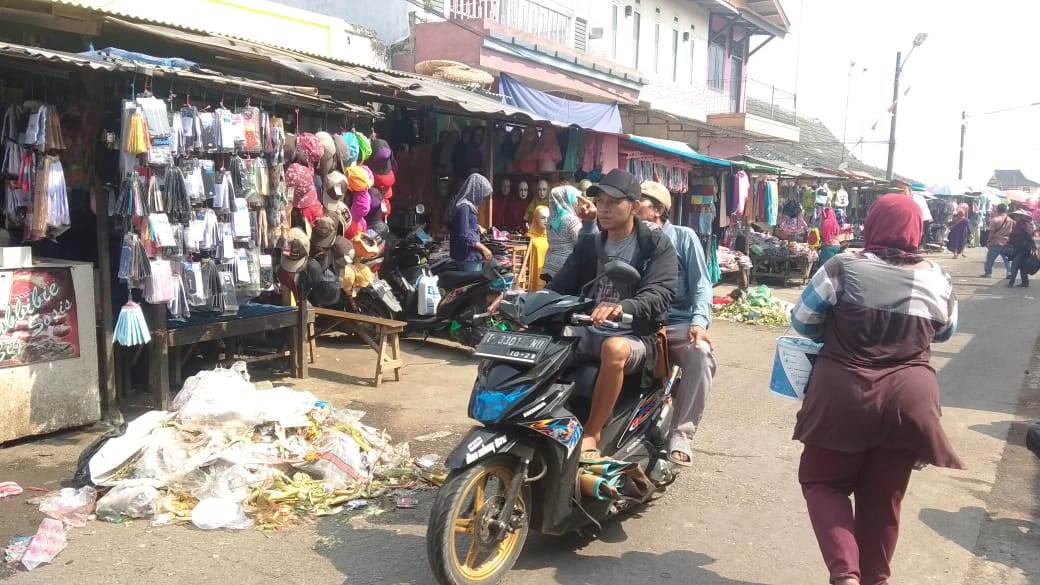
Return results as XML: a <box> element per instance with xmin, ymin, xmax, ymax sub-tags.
<box><xmin>0</xmin><ymin>267</ymin><xmax>80</xmax><ymax>368</ymax></box>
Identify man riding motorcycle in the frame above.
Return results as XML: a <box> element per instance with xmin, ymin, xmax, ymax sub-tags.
<box><xmin>638</xmin><ymin>181</ymin><xmax>717</xmax><ymax>467</ymax></box>
<box><xmin>545</xmin><ymin>169</ymin><xmax>677</xmax><ymax>458</ymax></box>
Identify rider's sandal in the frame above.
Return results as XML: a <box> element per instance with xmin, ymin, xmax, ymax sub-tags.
<box><xmin>667</xmin><ymin>435</ymin><xmax>694</xmax><ymax>468</ymax></box>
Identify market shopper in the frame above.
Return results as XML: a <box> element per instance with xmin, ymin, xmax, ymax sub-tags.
<box><xmin>448</xmin><ymin>173</ymin><xmax>494</xmax><ymax>272</ymax></box>
<box><xmin>817</xmin><ymin>207</ymin><xmax>842</xmax><ymax>266</ymax></box>
<box><xmin>981</xmin><ymin>204</ymin><xmax>1014</xmax><ymax>277</ymax></box>
<box><xmin>542</xmin><ymin>184</ymin><xmax>583</xmax><ymax>280</ymax></box>
<box><xmin>946</xmin><ymin>211</ymin><xmax>970</xmax><ymax>258</ymax></box>
<box><xmin>637</xmin><ymin>181</ymin><xmax>716</xmax><ymax>466</ymax></box>
<box><xmin>1007</xmin><ymin>209</ymin><xmax>1036</xmax><ymax>288</ymax></box>
<box><xmin>547</xmin><ymin>169</ymin><xmax>677</xmax><ymax>458</ymax></box>
<box><xmin>790</xmin><ymin>193</ymin><xmax>963</xmax><ymax>585</ymax></box>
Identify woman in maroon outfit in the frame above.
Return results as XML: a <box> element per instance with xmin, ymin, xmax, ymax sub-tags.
<box><xmin>789</xmin><ymin>194</ymin><xmax>964</xmax><ymax>585</ymax></box>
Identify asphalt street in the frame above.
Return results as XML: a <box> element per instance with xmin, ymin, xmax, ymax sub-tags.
<box><xmin>1</xmin><ymin>248</ymin><xmax>1037</xmax><ymax>584</ymax></box>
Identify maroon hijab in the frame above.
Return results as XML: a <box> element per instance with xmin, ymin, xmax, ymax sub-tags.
<box><xmin>862</xmin><ymin>193</ymin><xmax>923</xmax><ymax>263</ymax></box>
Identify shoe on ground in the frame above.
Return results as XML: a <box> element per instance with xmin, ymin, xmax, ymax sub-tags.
<box><xmin>980</xmin><ymin>273</ymin><xmax>992</xmax><ymax>277</ymax></box>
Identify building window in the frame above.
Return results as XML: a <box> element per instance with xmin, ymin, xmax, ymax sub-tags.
<box><xmin>671</xmin><ymin>29</ymin><xmax>679</xmax><ymax>82</ymax></box>
<box><xmin>654</xmin><ymin>24</ymin><xmax>660</xmax><ymax>73</ymax></box>
<box><xmin>707</xmin><ymin>40</ymin><xmax>725</xmax><ymax>91</ymax></box>
<box><xmin>632</xmin><ymin>11</ymin><xmax>641</xmax><ymax>69</ymax></box>
<box><xmin>611</xmin><ymin>5</ymin><xmax>618</xmax><ymax>59</ymax></box>
<box><xmin>574</xmin><ymin>17</ymin><xmax>588</xmax><ymax>51</ymax></box>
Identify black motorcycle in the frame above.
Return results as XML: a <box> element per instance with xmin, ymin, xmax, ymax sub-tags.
<box><xmin>355</xmin><ymin>223</ymin><xmax>511</xmax><ymax>347</ymax></box>
<box><xmin>426</xmin><ymin>261</ymin><xmax>682</xmax><ymax>585</ymax></box>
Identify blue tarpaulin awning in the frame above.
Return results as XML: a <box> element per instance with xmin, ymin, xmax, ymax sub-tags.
<box><xmin>499</xmin><ymin>73</ymin><xmax>622</xmax><ymax>133</ymax></box>
<box><xmin>624</xmin><ymin>135</ymin><xmax>732</xmax><ymax>167</ymax></box>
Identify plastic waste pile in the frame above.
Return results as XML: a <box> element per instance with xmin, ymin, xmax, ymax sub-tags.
<box><xmin>713</xmin><ymin>285</ymin><xmax>791</xmax><ymax>327</ymax></box>
<box><xmin>6</xmin><ymin>363</ymin><xmax>443</xmax><ymax>571</ymax></box>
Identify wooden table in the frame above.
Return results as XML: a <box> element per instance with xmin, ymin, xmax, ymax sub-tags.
<box><xmin>146</xmin><ymin>303</ymin><xmax>307</xmax><ymax>409</ymax></box>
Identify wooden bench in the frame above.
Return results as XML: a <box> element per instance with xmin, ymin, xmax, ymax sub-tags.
<box><xmin>310</xmin><ymin>307</ymin><xmax>406</xmax><ymax>387</ymax></box>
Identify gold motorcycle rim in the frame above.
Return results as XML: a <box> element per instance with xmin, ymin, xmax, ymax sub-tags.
<box><xmin>448</xmin><ymin>464</ymin><xmax>525</xmax><ymax>581</ymax></box>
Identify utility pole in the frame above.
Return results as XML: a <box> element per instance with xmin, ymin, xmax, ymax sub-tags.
<box><xmin>958</xmin><ymin>110</ymin><xmax>966</xmax><ymax>180</ymax></box>
<box><xmin>885</xmin><ymin>51</ymin><xmax>901</xmax><ymax>181</ymax></box>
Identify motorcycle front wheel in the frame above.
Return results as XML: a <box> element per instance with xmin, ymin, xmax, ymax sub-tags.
<box><xmin>427</xmin><ymin>455</ymin><xmax>530</xmax><ymax>585</ymax></box>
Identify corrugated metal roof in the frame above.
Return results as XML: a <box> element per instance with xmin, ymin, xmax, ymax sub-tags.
<box><xmin>0</xmin><ymin>40</ymin><xmax>374</xmax><ymax>116</ymax></box>
<box><xmin>105</xmin><ymin>18</ymin><xmax>570</xmax><ymax>128</ymax></box>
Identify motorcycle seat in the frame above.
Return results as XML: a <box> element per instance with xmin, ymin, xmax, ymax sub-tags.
<box><xmin>437</xmin><ymin>270</ymin><xmax>487</xmax><ymax>290</ymax></box>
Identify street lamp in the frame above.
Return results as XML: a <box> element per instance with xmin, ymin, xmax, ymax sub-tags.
<box><xmin>885</xmin><ymin>32</ymin><xmax>928</xmax><ymax>181</ymax></box>
<box><xmin>959</xmin><ymin>101</ymin><xmax>1040</xmax><ymax>179</ymax></box>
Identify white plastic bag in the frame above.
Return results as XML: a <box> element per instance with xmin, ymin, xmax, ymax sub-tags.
<box><xmin>174</xmin><ymin>365</ymin><xmax>317</xmax><ymax>427</ymax></box>
<box><xmin>295</xmin><ymin>431</ymin><xmax>367</xmax><ymax>488</ymax></box>
<box><xmin>95</xmin><ymin>484</ymin><xmax>160</xmax><ymax>521</ymax></box>
<box><xmin>417</xmin><ymin>273</ymin><xmax>440</xmax><ymax>316</ymax></box>
<box><xmin>190</xmin><ymin>497</ymin><xmax>253</xmax><ymax>530</ymax></box>
<box><xmin>36</xmin><ymin>486</ymin><xmax>97</xmax><ymax>528</ymax></box>
<box><xmin>88</xmin><ymin>410</ymin><xmax>172</xmax><ymax>485</ymax></box>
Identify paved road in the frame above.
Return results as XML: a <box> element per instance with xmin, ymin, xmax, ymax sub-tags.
<box><xmin>2</xmin><ymin>248</ymin><xmax>1037</xmax><ymax>584</ymax></box>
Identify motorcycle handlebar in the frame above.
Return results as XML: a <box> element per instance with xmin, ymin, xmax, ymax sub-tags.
<box><xmin>570</xmin><ymin>313</ymin><xmax>633</xmax><ymax>330</ymax></box>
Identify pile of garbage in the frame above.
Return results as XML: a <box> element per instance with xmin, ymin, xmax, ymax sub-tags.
<box><xmin>713</xmin><ymin>285</ymin><xmax>792</xmax><ymax>327</ymax></box>
<box><xmin>4</xmin><ymin>363</ymin><xmax>441</xmax><ymax>571</ymax></box>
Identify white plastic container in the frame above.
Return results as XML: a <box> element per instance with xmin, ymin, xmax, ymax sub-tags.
<box><xmin>770</xmin><ymin>336</ymin><xmax>823</xmax><ymax>400</ymax></box>
<box><xmin>416</xmin><ymin>273</ymin><xmax>441</xmax><ymax>316</ymax></box>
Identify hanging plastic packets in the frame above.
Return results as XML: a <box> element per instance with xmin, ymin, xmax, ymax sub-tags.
<box><xmin>200</xmin><ymin>159</ymin><xmax>216</xmax><ymax>199</ymax></box>
<box><xmin>182</xmin><ymin>161</ymin><xmax>206</xmax><ymax>204</ymax></box>
<box><xmin>164</xmin><ymin>166</ymin><xmax>192</xmax><ymax>224</ymax></box>
<box><xmin>148</xmin><ymin>213</ymin><xmax>176</xmax><ymax>248</ymax></box>
<box><xmin>213</xmin><ymin>171</ymin><xmax>232</xmax><ymax>209</ymax></box>
<box><xmin>146</xmin><ymin>174</ymin><xmax>165</xmax><ymax>213</ymax></box>
<box><xmin>144</xmin><ymin>259</ymin><xmax>175</xmax><ymax>304</ymax></box>
<box><xmin>183</xmin><ymin>261</ymin><xmax>208</xmax><ymax>307</ymax></box>
<box><xmin>114</xmin><ymin>301</ymin><xmax>151</xmax><ymax>346</ymax></box>
<box><xmin>179</xmin><ymin>105</ymin><xmax>201</xmax><ymax>152</ymax></box>
<box><xmin>29</xmin><ymin>157</ymin><xmax>51</xmax><ymax>240</ymax></box>
<box><xmin>117</xmin><ymin>233</ymin><xmax>151</xmax><ymax>284</ymax></box>
<box><xmin>167</xmin><ymin>272</ymin><xmax>191</xmax><ymax>320</ymax></box>
<box><xmin>259</xmin><ymin>254</ymin><xmax>274</xmax><ymax>290</ymax></box>
<box><xmin>114</xmin><ymin>172</ymin><xmax>145</xmax><ymax>219</ymax></box>
<box><xmin>124</xmin><ymin>109</ymin><xmax>150</xmax><ymax>156</ymax></box>
<box><xmin>185</xmin><ymin>217</ymin><xmax>203</xmax><ymax>253</ymax></box>
<box><xmin>200</xmin><ymin>209</ymin><xmax>219</xmax><ymax>250</ymax></box>
<box><xmin>217</xmin><ymin>271</ymin><xmax>239</xmax><ymax>315</ymax></box>
<box><xmin>198</xmin><ymin>111</ymin><xmax>218</xmax><ymax>153</ymax></box>
<box><xmin>231</xmin><ymin>198</ymin><xmax>250</xmax><ymax>238</ymax></box>
<box><xmin>220</xmin><ymin>223</ymin><xmax>235</xmax><ymax>260</ymax></box>
<box><xmin>44</xmin><ymin>157</ymin><xmax>70</xmax><ymax>238</ymax></box>
<box><xmin>235</xmin><ymin>248</ymin><xmax>250</xmax><ymax>283</ymax></box>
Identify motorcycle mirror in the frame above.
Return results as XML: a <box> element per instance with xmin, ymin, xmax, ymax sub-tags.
<box><xmin>415</xmin><ymin>204</ymin><xmax>426</xmax><ymax>215</ymax></box>
<box><xmin>603</xmin><ymin>260</ymin><xmax>640</xmax><ymax>286</ymax></box>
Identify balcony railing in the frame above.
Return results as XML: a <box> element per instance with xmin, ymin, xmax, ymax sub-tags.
<box><xmin>449</xmin><ymin>0</ymin><xmax>574</xmax><ymax>48</ymax></box>
<box><xmin>705</xmin><ymin>77</ymin><xmax>798</xmax><ymax>127</ymax></box>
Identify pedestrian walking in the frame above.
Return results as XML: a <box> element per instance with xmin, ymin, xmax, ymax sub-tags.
<box><xmin>981</xmin><ymin>203</ymin><xmax>1013</xmax><ymax>277</ymax></box>
<box><xmin>447</xmin><ymin>173</ymin><xmax>493</xmax><ymax>272</ymax></box>
<box><xmin>790</xmin><ymin>193</ymin><xmax>964</xmax><ymax>585</ymax></box>
<box><xmin>1007</xmin><ymin>209</ymin><xmax>1036</xmax><ymax>288</ymax></box>
<box><xmin>946</xmin><ymin>211</ymin><xmax>969</xmax><ymax>258</ymax></box>
<box><xmin>541</xmin><ymin>184</ymin><xmax>583</xmax><ymax>280</ymax></box>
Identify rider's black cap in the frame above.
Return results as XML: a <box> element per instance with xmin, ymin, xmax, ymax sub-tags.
<box><xmin>587</xmin><ymin>169</ymin><xmax>641</xmax><ymax>202</ymax></box>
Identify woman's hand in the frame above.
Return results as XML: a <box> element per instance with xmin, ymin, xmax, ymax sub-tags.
<box><xmin>476</xmin><ymin>243</ymin><xmax>493</xmax><ymax>260</ymax></box>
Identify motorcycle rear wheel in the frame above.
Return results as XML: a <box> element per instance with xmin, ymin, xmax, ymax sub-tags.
<box><xmin>427</xmin><ymin>456</ymin><xmax>529</xmax><ymax>585</ymax></box>
<box><xmin>351</xmin><ymin>289</ymin><xmax>397</xmax><ymax>339</ymax></box>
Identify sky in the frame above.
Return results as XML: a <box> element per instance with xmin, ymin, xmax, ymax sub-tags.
<box><xmin>748</xmin><ymin>0</ymin><xmax>1040</xmax><ymax>187</ymax></box>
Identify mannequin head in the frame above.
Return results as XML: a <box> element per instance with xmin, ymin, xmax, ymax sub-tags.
<box><xmin>518</xmin><ymin>180</ymin><xmax>529</xmax><ymax>200</ymax></box>
<box><xmin>536</xmin><ymin>206</ymin><xmax>549</xmax><ymax>230</ymax></box>
<box><xmin>536</xmin><ymin>179</ymin><xmax>549</xmax><ymax>200</ymax></box>
<box><xmin>501</xmin><ymin>178</ymin><xmax>512</xmax><ymax>197</ymax></box>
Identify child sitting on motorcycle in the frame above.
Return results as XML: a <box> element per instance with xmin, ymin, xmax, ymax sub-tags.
<box><xmin>546</xmin><ymin>169</ymin><xmax>677</xmax><ymax>458</ymax></box>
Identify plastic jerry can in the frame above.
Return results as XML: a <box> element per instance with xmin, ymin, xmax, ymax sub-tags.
<box><xmin>417</xmin><ymin>273</ymin><xmax>441</xmax><ymax>316</ymax></box>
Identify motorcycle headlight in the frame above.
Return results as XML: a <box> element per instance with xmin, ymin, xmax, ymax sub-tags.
<box><xmin>469</xmin><ymin>384</ymin><xmax>532</xmax><ymax>424</ymax></box>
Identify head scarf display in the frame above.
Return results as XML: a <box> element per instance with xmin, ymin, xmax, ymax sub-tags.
<box><xmin>342</xmin><ymin>132</ymin><xmax>360</xmax><ymax>166</ymax></box>
<box><xmin>862</xmin><ymin>193</ymin><xmax>923</xmax><ymax>263</ymax></box>
<box><xmin>549</xmin><ymin>185</ymin><xmax>579</xmax><ymax>232</ymax></box>
<box><xmin>820</xmin><ymin>207</ymin><xmax>840</xmax><ymax>245</ymax></box>
<box><xmin>450</xmin><ymin>173</ymin><xmax>493</xmax><ymax>212</ymax></box>
<box><xmin>528</xmin><ymin>205</ymin><xmax>549</xmax><ymax>238</ymax></box>
<box><xmin>355</xmin><ymin>131</ymin><xmax>372</xmax><ymax>162</ymax></box>
<box><xmin>367</xmin><ymin>138</ymin><xmax>396</xmax><ymax>174</ymax></box>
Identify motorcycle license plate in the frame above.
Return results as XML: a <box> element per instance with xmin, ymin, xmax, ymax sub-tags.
<box><xmin>473</xmin><ymin>331</ymin><xmax>552</xmax><ymax>365</ymax></box>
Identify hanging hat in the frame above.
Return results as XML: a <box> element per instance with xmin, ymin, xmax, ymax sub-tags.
<box><xmin>346</xmin><ymin>165</ymin><xmax>371</xmax><ymax>192</ymax></box>
<box><xmin>286</xmin><ymin>163</ymin><xmax>319</xmax><ymax>209</ymax></box>
<box><xmin>324</xmin><ymin>200</ymin><xmax>351</xmax><ymax>235</ymax></box>
<box><xmin>296</xmin><ymin>133</ymin><xmax>324</xmax><ymax>167</ymax></box>
<box><xmin>316</xmin><ymin>131</ymin><xmax>336</xmax><ymax>175</ymax></box>
<box><xmin>324</xmin><ymin>171</ymin><xmax>348</xmax><ymax>201</ymax></box>
<box><xmin>330</xmin><ymin>235</ymin><xmax>354</xmax><ymax>271</ymax></box>
<box><xmin>303</xmin><ymin>258</ymin><xmax>341</xmax><ymax>307</ymax></box>
<box><xmin>311</xmin><ymin>216</ymin><xmax>337</xmax><ymax>250</ymax></box>
<box><xmin>340</xmin><ymin>264</ymin><xmax>357</xmax><ymax>292</ymax></box>
<box><xmin>333</xmin><ymin>133</ymin><xmax>350</xmax><ymax>171</ymax></box>
<box><xmin>280</xmin><ymin>227</ymin><xmax>310</xmax><ymax>273</ymax></box>
<box><xmin>368</xmin><ymin>138</ymin><xmax>393</xmax><ymax>174</ymax></box>
<box><xmin>283</xmin><ymin>133</ymin><xmax>297</xmax><ymax>164</ymax></box>
<box><xmin>343</xmin><ymin>132</ymin><xmax>360</xmax><ymax>166</ymax></box>
<box><xmin>353</xmin><ymin>233</ymin><xmax>380</xmax><ymax>260</ymax></box>
<box><xmin>355</xmin><ymin>131</ymin><xmax>372</xmax><ymax>162</ymax></box>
